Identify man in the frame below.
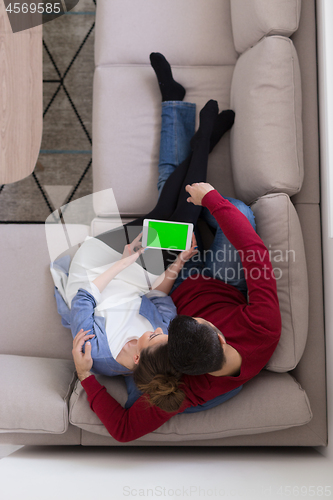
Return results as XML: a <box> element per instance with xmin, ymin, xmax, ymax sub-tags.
<box><xmin>72</xmin><ymin>182</ymin><xmax>281</xmax><ymax>442</ymax></box>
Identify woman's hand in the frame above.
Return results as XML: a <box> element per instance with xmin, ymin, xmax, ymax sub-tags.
<box><xmin>93</xmin><ymin>235</ymin><xmax>144</xmax><ymax>293</ymax></box>
<box><xmin>121</xmin><ymin>232</ymin><xmax>145</xmax><ymax>266</ymax></box>
<box><xmin>72</xmin><ymin>329</ymin><xmax>94</xmax><ymax>381</ymax></box>
<box><xmin>186</xmin><ymin>182</ymin><xmax>215</xmax><ymax>206</ymax></box>
<box><xmin>179</xmin><ymin>233</ymin><xmax>198</xmax><ymax>264</ymax></box>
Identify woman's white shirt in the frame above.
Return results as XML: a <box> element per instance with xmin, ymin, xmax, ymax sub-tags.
<box><xmin>65</xmin><ymin>236</ymin><xmax>160</xmax><ymax>359</ymax></box>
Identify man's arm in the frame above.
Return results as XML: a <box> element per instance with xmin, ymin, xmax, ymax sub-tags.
<box><xmin>81</xmin><ymin>375</ymin><xmax>181</xmax><ymax>442</ymax></box>
<box><xmin>72</xmin><ymin>330</ymin><xmax>183</xmax><ymax>442</ymax></box>
<box><xmin>186</xmin><ymin>183</ymin><xmax>281</xmax><ymax>334</ymax></box>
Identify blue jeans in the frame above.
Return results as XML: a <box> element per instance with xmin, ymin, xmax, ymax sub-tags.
<box><xmin>157</xmin><ymin>101</ymin><xmax>196</xmax><ymax>195</ymax></box>
<box><xmin>157</xmin><ymin>102</ymin><xmax>256</xmax><ymax>296</ymax></box>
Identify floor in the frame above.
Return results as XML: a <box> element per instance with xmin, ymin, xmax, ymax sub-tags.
<box><xmin>0</xmin><ymin>445</ymin><xmax>332</xmax><ymax>500</ymax></box>
<box><xmin>0</xmin><ymin>0</ymin><xmax>95</xmax><ymax>222</ymax></box>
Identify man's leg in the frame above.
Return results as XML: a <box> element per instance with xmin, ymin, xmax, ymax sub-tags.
<box><xmin>150</xmin><ymin>51</ymin><xmax>196</xmax><ymax>195</ymax></box>
<box><xmin>201</xmin><ymin>198</ymin><xmax>256</xmax><ymax>297</ymax></box>
<box><xmin>157</xmin><ymin>101</ymin><xmax>196</xmax><ymax>195</ymax></box>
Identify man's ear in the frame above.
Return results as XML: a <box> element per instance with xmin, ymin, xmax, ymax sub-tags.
<box><xmin>217</xmin><ymin>333</ymin><xmax>226</xmax><ymax>345</ymax></box>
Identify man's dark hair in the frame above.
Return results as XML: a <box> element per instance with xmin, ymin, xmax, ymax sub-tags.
<box><xmin>167</xmin><ymin>315</ymin><xmax>226</xmax><ymax>375</ymax></box>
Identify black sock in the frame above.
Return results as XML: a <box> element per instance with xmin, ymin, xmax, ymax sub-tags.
<box><xmin>209</xmin><ymin>109</ymin><xmax>235</xmax><ymax>152</ymax></box>
<box><xmin>150</xmin><ymin>52</ymin><xmax>186</xmax><ymax>102</ymax></box>
<box><xmin>190</xmin><ymin>108</ymin><xmax>235</xmax><ymax>152</ymax></box>
<box><xmin>190</xmin><ymin>100</ymin><xmax>219</xmax><ymax>148</ymax></box>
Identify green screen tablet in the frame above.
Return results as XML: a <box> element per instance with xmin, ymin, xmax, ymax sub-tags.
<box><xmin>142</xmin><ymin>219</ymin><xmax>193</xmax><ymax>251</ymax></box>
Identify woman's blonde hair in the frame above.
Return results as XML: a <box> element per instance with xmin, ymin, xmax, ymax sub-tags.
<box><xmin>133</xmin><ymin>343</ymin><xmax>186</xmax><ymax>413</ymax></box>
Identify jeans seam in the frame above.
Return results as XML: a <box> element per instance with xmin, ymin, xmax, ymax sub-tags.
<box><xmin>173</xmin><ymin>105</ymin><xmax>179</xmax><ymax>166</ymax></box>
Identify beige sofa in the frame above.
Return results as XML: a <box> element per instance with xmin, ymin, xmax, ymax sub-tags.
<box><xmin>0</xmin><ymin>0</ymin><xmax>327</xmax><ymax>446</ymax></box>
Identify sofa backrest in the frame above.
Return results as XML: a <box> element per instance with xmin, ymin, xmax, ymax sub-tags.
<box><xmin>230</xmin><ymin>0</ymin><xmax>301</xmax><ymax>54</ymax></box>
<box><xmin>92</xmin><ymin>0</ymin><xmax>238</xmax><ymax>217</ymax></box>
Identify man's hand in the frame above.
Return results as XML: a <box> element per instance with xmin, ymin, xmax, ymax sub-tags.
<box><xmin>72</xmin><ymin>329</ymin><xmax>94</xmax><ymax>381</ymax></box>
<box><xmin>186</xmin><ymin>182</ymin><xmax>215</xmax><ymax>206</ymax></box>
<box><xmin>179</xmin><ymin>233</ymin><xmax>198</xmax><ymax>263</ymax></box>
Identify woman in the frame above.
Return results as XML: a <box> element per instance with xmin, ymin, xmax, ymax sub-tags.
<box><xmin>52</xmin><ymin>53</ymin><xmax>235</xmax><ymax>378</ymax></box>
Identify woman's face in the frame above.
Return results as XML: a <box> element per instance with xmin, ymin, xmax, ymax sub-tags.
<box><xmin>136</xmin><ymin>327</ymin><xmax>168</xmax><ymax>353</ymax></box>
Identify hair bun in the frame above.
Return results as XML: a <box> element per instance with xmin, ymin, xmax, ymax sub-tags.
<box><xmin>149</xmin><ymin>374</ymin><xmax>178</xmax><ymax>396</ymax></box>
<box><xmin>133</xmin><ymin>343</ymin><xmax>186</xmax><ymax>412</ymax></box>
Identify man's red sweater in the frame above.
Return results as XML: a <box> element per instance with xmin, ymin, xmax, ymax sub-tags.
<box><xmin>81</xmin><ymin>191</ymin><xmax>282</xmax><ymax>442</ymax></box>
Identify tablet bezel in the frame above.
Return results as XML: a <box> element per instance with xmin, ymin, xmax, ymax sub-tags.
<box><xmin>142</xmin><ymin>219</ymin><xmax>193</xmax><ymax>251</ymax></box>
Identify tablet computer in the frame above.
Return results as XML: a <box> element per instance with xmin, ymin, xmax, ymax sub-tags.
<box><xmin>142</xmin><ymin>219</ymin><xmax>193</xmax><ymax>251</ymax></box>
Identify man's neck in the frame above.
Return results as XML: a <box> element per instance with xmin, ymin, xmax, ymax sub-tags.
<box><xmin>208</xmin><ymin>344</ymin><xmax>242</xmax><ymax>377</ymax></box>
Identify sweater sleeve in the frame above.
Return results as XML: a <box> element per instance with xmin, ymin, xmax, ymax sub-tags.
<box><xmin>81</xmin><ymin>375</ymin><xmax>183</xmax><ymax>442</ymax></box>
<box><xmin>202</xmin><ymin>190</ymin><xmax>281</xmax><ymax>335</ymax></box>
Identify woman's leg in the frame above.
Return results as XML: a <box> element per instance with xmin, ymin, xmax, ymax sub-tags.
<box><xmin>129</xmin><ymin>101</ymin><xmax>234</xmax><ymax>269</ymax></box>
<box><xmin>146</xmin><ymin>99</ymin><xmax>218</xmax><ymax>224</ymax></box>
<box><xmin>96</xmin><ymin>100</ymin><xmax>196</xmax><ymax>254</ymax></box>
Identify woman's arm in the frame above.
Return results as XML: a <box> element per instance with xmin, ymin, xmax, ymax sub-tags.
<box><xmin>93</xmin><ymin>233</ymin><xmax>145</xmax><ymax>293</ymax></box>
<box><xmin>92</xmin><ymin>259</ymin><xmax>128</xmax><ymax>293</ymax></box>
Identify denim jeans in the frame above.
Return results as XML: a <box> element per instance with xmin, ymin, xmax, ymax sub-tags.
<box><xmin>157</xmin><ymin>101</ymin><xmax>196</xmax><ymax>195</ymax></box>
<box><xmin>157</xmin><ymin>101</ymin><xmax>256</xmax><ymax>296</ymax></box>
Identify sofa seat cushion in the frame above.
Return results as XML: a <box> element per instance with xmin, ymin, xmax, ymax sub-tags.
<box><xmin>0</xmin><ymin>224</ymin><xmax>89</xmax><ymax>361</ymax></box>
<box><xmin>69</xmin><ymin>371</ymin><xmax>312</xmax><ymax>441</ymax></box>
<box><xmin>0</xmin><ymin>355</ymin><xmax>76</xmax><ymax>434</ymax></box>
<box><xmin>230</xmin><ymin>36</ymin><xmax>304</xmax><ymax>205</ymax></box>
<box><xmin>95</xmin><ymin>0</ymin><xmax>237</xmax><ymax>67</ymax></box>
<box><xmin>93</xmin><ymin>65</ymin><xmax>236</xmax><ymax>217</ymax></box>
<box><xmin>231</xmin><ymin>0</ymin><xmax>301</xmax><ymax>54</ymax></box>
<box><xmin>251</xmin><ymin>194</ymin><xmax>309</xmax><ymax>372</ymax></box>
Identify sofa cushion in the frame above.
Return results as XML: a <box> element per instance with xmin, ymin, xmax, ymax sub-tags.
<box><xmin>0</xmin><ymin>355</ymin><xmax>76</xmax><ymax>434</ymax></box>
<box><xmin>230</xmin><ymin>36</ymin><xmax>304</xmax><ymax>205</ymax></box>
<box><xmin>251</xmin><ymin>194</ymin><xmax>309</xmax><ymax>372</ymax></box>
<box><xmin>231</xmin><ymin>0</ymin><xmax>301</xmax><ymax>54</ymax></box>
<box><xmin>95</xmin><ymin>0</ymin><xmax>237</xmax><ymax>67</ymax></box>
<box><xmin>69</xmin><ymin>371</ymin><xmax>312</xmax><ymax>441</ymax></box>
<box><xmin>0</xmin><ymin>224</ymin><xmax>87</xmax><ymax>361</ymax></box>
<box><xmin>93</xmin><ymin>65</ymin><xmax>235</xmax><ymax>217</ymax></box>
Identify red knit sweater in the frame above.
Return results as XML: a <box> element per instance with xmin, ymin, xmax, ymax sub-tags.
<box><xmin>81</xmin><ymin>191</ymin><xmax>282</xmax><ymax>442</ymax></box>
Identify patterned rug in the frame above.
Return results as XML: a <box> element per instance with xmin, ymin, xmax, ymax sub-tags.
<box><xmin>0</xmin><ymin>0</ymin><xmax>96</xmax><ymax>223</ymax></box>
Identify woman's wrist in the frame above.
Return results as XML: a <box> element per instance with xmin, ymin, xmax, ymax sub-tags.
<box><xmin>175</xmin><ymin>253</ymin><xmax>185</xmax><ymax>267</ymax></box>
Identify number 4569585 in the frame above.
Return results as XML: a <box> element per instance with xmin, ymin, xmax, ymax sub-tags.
<box><xmin>6</xmin><ymin>3</ymin><xmax>61</xmax><ymax>14</ymax></box>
